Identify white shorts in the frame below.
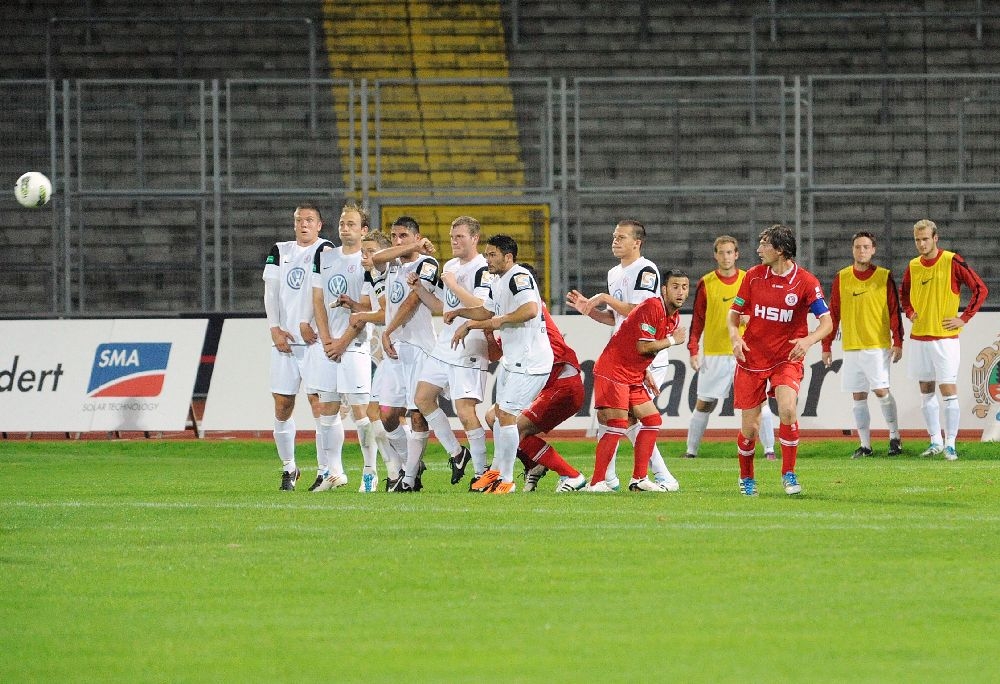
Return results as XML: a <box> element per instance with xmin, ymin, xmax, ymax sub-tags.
<box><xmin>495</xmin><ymin>366</ymin><xmax>547</xmax><ymax>416</ymax></box>
<box><xmin>304</xmin><ymin>344</ymin><xmax>372</xmax><ymax>402</ymax></box>
<box><xmin>908</xmin><ymin>338</ymin><xmax>960</xmax><ymax>384</ymax></box>
<box><xmin>371</xmin><ymin>355</ymin><xmax>406</xmax><ymax>408</ymax></box>
<box><xmin>418</xmin><ymin>356</ymin><xmax>486</xmax><ymax>403</ymax></box>
<box><xmin>695</xmin><ymin>354</ymin><xmax>737</xmax><ymax>401</ymax></box>
<box><xmin>397</xmin><ymin>342</ymin><xmax>429</xmax><ymax>411</ymax></box>
<box><xmin>648</xmin><ymin>363</ymin><xmax>671</xmax><ymax>393</ymax></box>
<box><xmin>840</xmin><ymin>348</ymin><xmax>891</xmax><ymax>393</ymax></box>
<box><xmin>269</xmin><ymin>344</ymin><xmax>308</xmax><ymax>395</ymax></box>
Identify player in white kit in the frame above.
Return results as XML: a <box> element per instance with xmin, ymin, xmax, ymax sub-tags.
<box><xmin>302</xmin><ymin>201</ymin><xmax>380</xmax><ymax>493</ymax></box>
<box><xmin>370</xmin><ymin>217</ymin><xmax>440</xmax><ymax>492</ymax></box>
<box><xmin>410</xmin><ymin>216</ymin><xmax>494</xmax><ymax>485</ymax></box>
<box><xmin>450</xmin><ymin>235</ymin><xmax>554</xmax><ymax>494</ymax></box>
<box><xmin>262</xmin><ymin>203</ymin><xmax>332</xmax><ymax>491</ymax></box>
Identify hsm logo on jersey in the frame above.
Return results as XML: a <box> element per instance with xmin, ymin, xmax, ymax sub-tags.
<box><xmin>754</xmin><ymin>305</ymin><xmax>793</xmax><ymax>322</ymax></box>
<box><xmin>87</xmin><ymin>343</ymin><xmax>172</xmax><ymax>397</ymax></box>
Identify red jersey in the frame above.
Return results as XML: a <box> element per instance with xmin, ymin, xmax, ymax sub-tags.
<box><xmin>541</xmin><ymin>305</ymin><xmax>580</xmax><ymax>377</ymax></box>
<box><xmin>730</xmin><ymin>262</ymin><xmax>829</xmax><ymax>372</ymax></box>
<box><xmin>594</xmin><ymin>296</ymin><xmax>679</xmax><ymax>384</ymax></box>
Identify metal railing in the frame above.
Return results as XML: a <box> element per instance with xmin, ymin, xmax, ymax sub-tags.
<box><xmin>3</xmin><ymin>74</ymin><xmax>999</xmax><ymax>317</ymax></box>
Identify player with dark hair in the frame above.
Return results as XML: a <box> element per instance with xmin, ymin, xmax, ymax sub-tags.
<box><xmin>486</xmin><ymin>263</ymin><xmax>588</xmax><ymax>492</ymax></box>
<box><xmin>370</xmin><ymin>217</ymin><xmax>439</xmax><ymax>492</ymax></box>
<box><xmin>728</xmin><ymin>224</ymin><xmax>832</xmax><ymax>496</ymax></box>
<box><xmin>449</xmin><ymin>235</ymin><xmax>553</xmax><ymax>494</ymax></box>
<box><xmin>821</xmin><ymin>231</ymin><xmax>905</xmax><ymax>459</ymax></box>
<box><xmin>263</xmin><ymin>203</ymin><xmax>333</xmax><ymax>490</ymax></box>
<box><xmin>686</xmin><ymin>235</ymin><xmax>777</xmax><ymax>461</ymax></box>
<box><xmin>901</xmin><ymin>219</ymin><xmax>988</xmax><ymax>460</ymax></box>
<box><xmin>589</xmin><ymin>270</ymin><xmax>690</xmax><ymax>492</ymax></box>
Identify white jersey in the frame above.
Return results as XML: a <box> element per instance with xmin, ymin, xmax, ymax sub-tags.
<box><xmin>485</xmin><ymin>264</ymin><xmax>553</xmax><ymax>376</ymax></box>
<box><xmin>262</xmin><ymin>238</ymin><xmax>331</xmax><ymax>344</ymax></box>
<box><xmin>311</xmin><ymin>245</ymin><xmax>369</xmax><ymax>353</ymax></box>
<box><xmin>607</xmin><ymin>256</ymin><xmax>669</xmax><ymax>368</ymax></box>
<box><xmin>431</xmin><ymin>254</ymin><xmax>494</xmax><ymax>369</ymax></box>
<box><xmin>385</xmin><ymin>255</ymin><xmax>439</xmax><ymax>354</ymax></box>
<box><xmin>366</xmin><ymin>268</ymin><xmax>387</xmax><ymax>362</ymax></box>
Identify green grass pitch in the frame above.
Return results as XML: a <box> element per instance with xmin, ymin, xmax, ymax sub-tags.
<box><xmin>2</xmin><ymin>439</ymin><xmax>999</xmax><ymax>682</ymax></box>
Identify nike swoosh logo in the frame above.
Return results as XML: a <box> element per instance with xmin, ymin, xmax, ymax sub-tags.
<box><xmin>322</xmin><ymin>265</ymin><xmax>332</xmax><ymax>270</ymax></box>
<box><xmin>852</xmin><ymin>291</ymin><xmax>865</xmax><ymax>297</ymax></box>
<box><xmin>920</xmin><ymin>278</ymin><xmax>932</xmax><ymax>285</ymax></box>
<box><xmin>722</xmin><ymin>296</ymin><xmax>735</xmax><ymax>302</ymax></box>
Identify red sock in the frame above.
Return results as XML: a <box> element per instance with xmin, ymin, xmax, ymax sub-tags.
<box><xmin>632</xmin><ymin>414</ymin><xmax>662</xmax><ymax>479</ymax></box>
<box><xmin>515</xmin><ymin>448</ymin><xmax>531</xmax><ymax>469</ymax></box>
<box><xmin>521</xmin><ymin>434</ymin><xmax>578</xmax><ymax>477</ymax></box>
<box><xmin>737</xmin><ymin>431</ymin><xmax>756</xmax><ymax>479</ymax></box>
<box><xmin>592</xmin><ymin>419</ymin><xmax>628</xmax><ymax>484</ymax></box>
<box><xmin>779</xmin><ymin>422</ymin><xmax>799</xmax><ymax>475</ymax></box>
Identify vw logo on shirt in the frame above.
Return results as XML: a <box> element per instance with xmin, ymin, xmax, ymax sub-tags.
<box><xmin>389</xmin><ymin>280</ymin><xmax>405</xmax><ymax>304</ymax></box>
<box><xmin>286</xmin><ymin>267</ymin><xmax>306</xmax><ymax>290</ymax></box>
<box><xmin>327</xmin><ymin>274</ymin><xmax>348</xmax><ymax>297</ymax></box>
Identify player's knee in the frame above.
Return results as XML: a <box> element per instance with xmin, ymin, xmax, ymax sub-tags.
<box><xmin>639</xmin><ymin>413</ymin><xmax>662</xmax><ymax>428</ymax></box>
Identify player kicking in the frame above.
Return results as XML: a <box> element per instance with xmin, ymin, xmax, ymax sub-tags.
<box><xmin>728</xmin><ymin>224</ymin><xmax>832</xmax><ymax>496</ymax></box>
<box><xmin>589</xmin><ymin>270</ymin><xmax>690</xmax><ymax>492</ymax></box>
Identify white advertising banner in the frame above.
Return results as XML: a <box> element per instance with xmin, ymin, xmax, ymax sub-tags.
<box><xmin>201</xmin><ymin>318</ymin><xmax>320</xmax><ymax>431</ymax></box>
<box><xmin>0</xmin><ymin>319</ymin><xmax>207</xmax><ymax>432</ymax></box>
<box><xmin>203</xmin><ymin>314</ymin><xmax>1000</xmax><ymax>437</ymax></box>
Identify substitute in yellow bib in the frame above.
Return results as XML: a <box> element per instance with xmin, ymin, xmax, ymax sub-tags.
<box><xmin>821</xmin><ymin>232</ymin><xmax>905</xmax><ymax>458</ymax></box>
<box><xmin>901</xmin><ymin>219</ymin><xmax>989</xmax><ymax>460</ymax></box>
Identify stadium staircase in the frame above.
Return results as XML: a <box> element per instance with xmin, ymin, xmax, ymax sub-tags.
<box><xmin>321</xmin><ymin>0</ymin><xmax>546</xmax><ymax>281</ymax></box>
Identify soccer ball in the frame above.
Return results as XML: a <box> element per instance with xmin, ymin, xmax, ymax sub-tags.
<box><xmin>14</xmin><ymin>171</ymin><xmax>52</xmax><ymax>208</ymax></box>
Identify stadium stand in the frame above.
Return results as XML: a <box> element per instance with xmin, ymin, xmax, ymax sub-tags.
<box><xmin>0</xmin><ymin>0</ymin><xmax>996</xmax><ymax>314</ymax></box>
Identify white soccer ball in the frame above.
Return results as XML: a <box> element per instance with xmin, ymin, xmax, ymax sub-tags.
<box><xmin>14</xmin><ymin>171</ymin><xmax>52</xmax><ymax>208</ymax></box>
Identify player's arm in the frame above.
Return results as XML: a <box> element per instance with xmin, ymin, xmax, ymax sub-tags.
<box><xmin>636</xmin><ymin>330</ymin><xmax>685</xmax><ymax>356</ymax></box>
<box><xmin>886</xmin><ymin>272</ymin><xmax>904</xmax><ymax>362</ymax></box>
<box><xmin>441</xmin><ymin>269</ymin><xmax>486</xmax><ymax>309</ymax></box>
<box><xmin>727</xmin><ymin>308</ymin><xmax>748</xmax><ymax>362</ymax></box>
<box><xmin>264</xmin><ymin>276</ymin><xmax>295</xmax><ymax>353</ymax></box>
<box><xmin>407</xmin><ymin>271</ymin><xmax>445</xmax><ymax>314</ymax></box>
<box><xmin>447</xmin><ymin>304</ymin><xmax>494</xmax><ymax>323</ymax></box>
<box><xmin>900</xmin><ymin>266</ymin><xmax>916</xmax><ymax>321</ymax></box>
<box><xmin>821</xmin><ymin>273</ymin><xmax>841</xmax><ymax>368</ymax></box>
<box><xmin>789</xmin><ymin>294</ymin><xmax>834</xmax><ymax>361</ymax></box>
<box><xmin>312</xmin><ymin>286</ymin><xmax>332</xmax><ymax>345</ymax></box>
<box><xmin>566</xmin><ymin>289</ymin><xmax>616</xmax><ymax>326</ymax></box>
<box><xmin>687</xmin><ymin>280</ymin><xmax>707</xmax><ymax>370</ymax></box>
<box><xmin>945</xmin><ymin>255</ymin><xmax>990</xmax><ymax>330</ymax></box>
<box><xmin>370</xmin><ymin>238</ymin><xmax>435</xmax><ymax>268</ymax></box>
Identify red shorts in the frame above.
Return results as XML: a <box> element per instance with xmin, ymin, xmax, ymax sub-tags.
<box><xmin>733</xmin><ymin>362</ymin><xmax>803</xmax><ymax>409</ymax></box>
<box><xmin>593</xmin><ymin>373</ymin><xmax>652</xmax><ymax>411</ymax></box>
<box><xmin>522</xmin><ymin>372</ymin><xmax>585</xmax><ymax>433</ymax></box>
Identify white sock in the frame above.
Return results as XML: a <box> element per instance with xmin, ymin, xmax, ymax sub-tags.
<box><xmin>921</xmin><ymin>392</ymin><xmax>942</xmax><ymax>445</ymax></box>
<box><xmin>686</xmin><ymin>409</ymin><xmax>711</xmax><ymax>456</ymax></box>
<box><xmin>759</xmin><ymin>403</ymin><xmax>776</xmax><ymax>452</ymax></box>
<box><xmin>467</xmin><ymin>427</ymin><xmax>487</xmax><ymax>475</ymax></box>
<box><xmin>425</xmin><ymin>408</ymin><xmax>461</xmax><ymax>457</ymax></box>
<box><xmin>273</xmin><ymin>418</ymin><xmax>296</xmax><ymax>470</ymax></box>
<box><xmin>314</xmin><ymin>418</ymin><xmax>325</xmax><ymax>472</ymax></box>
<box><xmin>319</xmin><ymin>413</ymin><xmax>345</xmax><ymax>475</ymax></box>
<box><xmin>354</xmin><ymin>416</ymin><xmax>377</xmax><ymax>472</ymax></box>
<box><xmin>853</xmin><ymin>399</ymin><xmax>871</xmax><ymax>448</ymax></box>
<box><xmin>494</xmin><ymin>423</ymin><xmax>521</xmax><ymax>482</ymax></box>
<box><xmin>942</xmin><ymin>395</ymin><xmax>960</xmax><ymax>447</ymax></box>
<box><xmin>386</xmin><ymin>425</ymin><xmax>408</xmax><ymax>471</ymax></box>
<box><xmin>404</xmin><ymin>431</ymin><xmax>429</xmax><ymax>484</ymax></box>
<box><xmin>878</xmin><ymin>393</ymin><xmax>900</xmax><ymax>439</ymax></box>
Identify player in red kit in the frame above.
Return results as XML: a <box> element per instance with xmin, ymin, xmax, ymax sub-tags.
<box><xmin>590</xmin><ymin>270</ymin><xmax>690</xmax><ymax>492</ymax></box>
<box><xmin>728</xmin><ymin>224</ymin><xmax>833</xmax><ymax>496</ymax></box>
